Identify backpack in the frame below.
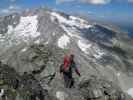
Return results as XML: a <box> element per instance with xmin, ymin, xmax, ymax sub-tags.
<box><xmin>59</xmin><ymin>64</ymin><xmax>64</xmax><ymax>73</ymax></box>
<box><xmin>60</xmin><ymin>63</ymin><xmax>71</xmax><ymax>73</ymax></box>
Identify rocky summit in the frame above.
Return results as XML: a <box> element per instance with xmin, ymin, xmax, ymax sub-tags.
<box><xmin>0</xmin><ymin>8</ymin><xmax>133</xmax><ymax>100</ymax></box>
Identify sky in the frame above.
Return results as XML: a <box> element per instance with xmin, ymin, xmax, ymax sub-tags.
<box><xmin>0</xmin><ymin>0</ymin><xmax>133</xmax><ymax>22</ymax></box>
<box><xmin>0</xmin><ymin>0</ymin><xmax>133</xmax><ymax>35</ymax></box>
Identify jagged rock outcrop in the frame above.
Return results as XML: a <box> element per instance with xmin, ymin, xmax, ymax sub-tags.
<box><xmin>0</xmin><ymin>60</ymin><xmax>55</xmax><ymax>100</ymax></box>
<box><xmin>78</xmin><ymin>75</ymin><xmax>131</xmax><ymax>100</ymax></box>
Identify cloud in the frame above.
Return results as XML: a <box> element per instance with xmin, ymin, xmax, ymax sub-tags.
<box><xmin>80</xmin><ymin>0</ymin><xmax>111</xmax><ymax>4</ymax></box>
<box><xmin>0</xmin><ymin>5</ymin><xmax>21</xmax><ymax>14</ymax></box>
<box><xmin>56</xmin><ymin>0</ymin><xmax>75</xmax><ymax>4</ymax></box>
<box><xmin>128</xmin><ymin>0</ymin><xmax>133</xmax><ymax>3</ymax></box>
<box><xmin>56</xmin><ymin>0</ymin><xmax>133</xmax><ymax>4</ymax></box>
<box><xmin>115</xmin><ymin>0</ymin><xmax>133</xmax><ymax>3</ymax></box>
<box><xmin>56</xmin><ymin>0</ymin><xmax>111</xmax><ymax>4</ymax></box>
<box><xmin>1</xmin><ymin>9</ymin><xmax>10</xmax><ymax>14</ymax></box>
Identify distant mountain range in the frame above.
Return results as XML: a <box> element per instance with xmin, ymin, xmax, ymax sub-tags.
<box><xmin>118</xmin><ymin>24</ymin><xmax>133</xmax><ymax>38</ymax></box>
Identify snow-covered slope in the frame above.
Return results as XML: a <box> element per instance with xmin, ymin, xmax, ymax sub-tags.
<box><xmin>0</xmin><ymin>9</ymin><xmax>133</xmax><ymax>99</ymax></box>
<box><xmin>58</xmin><ymin>34</ymin><xmax>70</xmax><ymax>49</ymax></box>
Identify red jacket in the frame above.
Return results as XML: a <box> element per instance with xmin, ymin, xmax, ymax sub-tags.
<box><xmin>63</xmin><ymin>55</ymin><xmax>70</xmax><ymax>71</ymax></box>
<box><xmin>63</xmin><ymin>55</ymin><xmax>80</xmax><ymax>76</ymax></box>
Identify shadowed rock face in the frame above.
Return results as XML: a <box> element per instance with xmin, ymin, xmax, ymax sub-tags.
<box><xmin>0</xmin><ymin>62</ymin><xmax>53</xmax><ymax>100</ymax></box>
<box><xmin>0</xmin><ymin>8</ymin><xmax>133</xmax><ymax>100</ymax></box>
<box><xmin>78</xmin><ymin>76</ymin><xmax>127</xmax><ymax>100</ymax></box>
<box><xmin>0</xmin><ymin>13</ymin><xmax>20</xmax><ymax>35</ymax></box>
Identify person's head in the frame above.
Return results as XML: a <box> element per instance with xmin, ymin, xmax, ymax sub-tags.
<box><xmin>69</xmin><ymin>54</ymin><xmax>74</xmax><ymax>62</ymax></box>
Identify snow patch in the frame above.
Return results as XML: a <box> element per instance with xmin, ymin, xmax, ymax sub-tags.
<box><xmin>117</xmin><ymin>72</ymin><xmax>121</xmax><ymax>77</ymax></box>
<box><xmin>93</xmin><ymin>52</ymin><xmax>105</xmax><ymax>59</ymax></box>
<box><xmin>21</xmin><ymin>47</ymin><xmax>27</xmax><ymax>52</ymax></box>
<box><xmin>34</xmin><ymin>39</ymin><xmax>40</xmax><ymax>44</ymax></box>
<box><xmin>0</xmin><ymin>89</ymin><xmax>4</xmax><ymax>98</ymax></box>
<box><xmin>13</xmin><ymin>21</ymin><xmax>17</xmax><ymax>25</ymax></box>
<box><xmin>58</xmin><ymin>34</ymin><xmax>70</xmax><ymax>49</ymax></box>
<box><xmin>7</xmin><ymin>25</ymin><xmax>14</xmax><ymax>34</ymax></box>
<box><xmin>44</xmin><ymin>41</ymin><xmax>49</xmax><ymax>45</ymax></box>
<box><xmin>12</xmin><ymin>15</ymin><xmax>16</xmax><ymax>19</ymax></box>
<box><xmin>14</xmin><ymin>15</ymin><xmax>40</xmax><ymax>38</ymax></box>
<box><xmin>0</xmin><ymin>15</ymin><xmax>40</xmax><ymax>47</ymax></box>
<box><xmin>60</xmin><ymin>25</ymin><xmax>73</xmax><ymax>37</ymax></box>
<box><xmin>92</xmin><ymin>45</ymin><xmax>105</xmax><ymax>59</ymax></box>
<box><xmin>53</xmin><ymin>32</ymin><xmax>56</xmax><ymax>36</ymax></box>
<box><xmin>56</xmin><ymin>91</ymin><xmax>68</xmax><ymax>100</ymax></box>
<box><xmin>78</xmin><ymin>40</ymin><xmax>92</xmax><ymax>54</ymax></box>
<box><xmin>78</xmin><ymin>40</ymin><xmax>105</xmax><ymax>59</ymax></box>
<box><xmin>51</xmin><ymin>12</ymin><xmax>93</xmax><ymax>29</ymax></box>
<box><xmin>127</xmin><ymin>88</ymin><xmax>133</xmax><ymax>98</ymax></box>
<box><xmin>60</xmin><ymin>24</ymin><xmax>81</xmax><ymax>39</ymax></box>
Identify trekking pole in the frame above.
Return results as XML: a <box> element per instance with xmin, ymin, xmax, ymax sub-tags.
<box><xmin>39</xmin><ymin>72</ymin><xmax>56</xmax><ymax>85</ymax></box>
<box><xmin>47</xmin><ymin>72</ymin><xmax>56</xmax><ymax>85</ymax></box>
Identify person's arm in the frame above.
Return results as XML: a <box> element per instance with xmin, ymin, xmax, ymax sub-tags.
<box><xmin>75</xmin><ymin>68</ymin><xmax>81</xmax><ymax>76</ymax></box>
<box><xmin>74</xmin><ymin>62</ymin><xmax>81</xmax><ymax>76</ymax></box>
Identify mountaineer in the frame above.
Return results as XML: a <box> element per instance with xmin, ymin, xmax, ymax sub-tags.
<box><xmin>60</xmin><ymin>54</ymin><xmax>81</xmax><ymax>88</ymax></box>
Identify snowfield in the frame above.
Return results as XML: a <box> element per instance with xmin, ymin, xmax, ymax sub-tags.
<box><xmin>0</xmin><ymin>11</ymin><xmax>106</xmax><ymax>61</ymax></box>
<box><xmin>14</xmin><ymin>15</ymin><xmax>40</xmax><ymax>39</ymax></box>
<box><xmin>78</xmin><ymin>40</ymin><xmax>92</xmax><ymax>54</ymax></box>
<box><xmin>51</xmin><ymin>12</ymin><xmax>93</xmax><ymax>29</ymax></box>
<box><xmin>51</xmin><ymin>11</ymin><xmax>106</xmax><ymax>59</ymax></box>
<box><xmin>58</xmin><ymin>34</ymin><xmax>70</xmax><ymax>49</ymax></box>
<box><xmin>78</xmin><ymin>40</ymin><xmax>105</xmax><ymax>59</ymax></box>
<box><xmin>127</xmin><ymin>88</ymin><xmax>133</xmax><ymax>98</ymax></box>
<box><xmin>0</xmin><ymin>15</ymin><xmax>40</xmax><ymax>46</ymax></box>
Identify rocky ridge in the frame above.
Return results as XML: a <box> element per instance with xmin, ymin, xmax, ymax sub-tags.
<box><xmin>0</xmin><ymin>8</ymin><xmax>133</xmax><ymax>100</ymax></box>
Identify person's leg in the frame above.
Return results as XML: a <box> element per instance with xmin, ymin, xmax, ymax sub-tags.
<box><xmin>30</xmin><ymin>94</ymin><xmax>36</xmax><ymax>100</ymax></box>
<box><xmin>63</xmin><ymin>73</ymin><xmax>67</xmax><ymax>88</ymax></box>
<box><xmin>70</xmin><ymin>78</ymin><xmax>74</xmax><ymax>88</ymax></box>
<box><xmin>63</xmin><ymin>73</ymin><xmax>70</xmax><ymax>88</ymax></box>
<box><xmin>67</xmin><ymin>73</ymin><xmax>74</xmax><ymax>88</ymax></box>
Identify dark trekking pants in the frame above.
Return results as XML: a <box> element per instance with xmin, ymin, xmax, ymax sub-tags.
<box><xmin>63</xmin><ymin>72</ymin><xmax>74</xmax><ymax>88</ymax></box>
